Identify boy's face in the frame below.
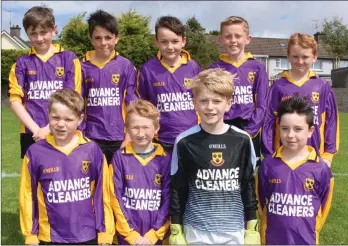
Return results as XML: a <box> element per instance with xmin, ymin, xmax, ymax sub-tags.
<box><xmin>49</xmin><ymin>102</ymin><xmax>82</xmax><ymax>143</ymax></box>
<box><xmin>90</xmin><ymin>26</ymin><xmax>119</xmax><ymax>58</ymax></box>
<box><xmin>279</xmin><ymin>113</ymin><xmax>314</xmax><ymax>153</ymax></box>
<box><xmin>155</xmin><ymin>27</ymin><xmax>186</xmax><ymax>64</ymax></box>
<box><xmin>288</xmin><ymin>45</ymin><xmax>317</xmax><ymax>75</ymax></box>
<box><xmin>26</xmin><ymin>25</ymin><xmax>56</xmax><ymax>53</ymax></box>
<box><xmin>219</xmin><ymin>23</ymin><xmax>251</xmax><ymax>59</ymax></box>
<box><xmin>126</xmin><ymin>113</ymin><xmax>159</xmax><ymax>149</ymax></box>
<box><xmin>194</xmin><ymin>87</ymin><xmax>232</xmax><ymax>127</ymax></box>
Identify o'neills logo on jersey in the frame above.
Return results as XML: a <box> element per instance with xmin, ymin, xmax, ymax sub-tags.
<box><xmin>211</xmin><ymin>152</ymin><xmax>224</xmax><ymax>167</ymax></box>
<box><xmin>123</xmin><ymin>187</ymin><xmax>161</xmax><ymax>211</ymax></box>
<box><xmin>232</xmin><ymin>85</ymin><xmax>253</xmax><ymax>105</ymax></box>
<box><xmin>248</xmin><ymin>72</ymin><xmax>256</xmax><ymax>83</ymax></box>
<box><xmin>81</xmin><ymin>160</ymin><xmax>90</xmax><ymax>174</ymax></box>
<box><xmin>46</xmin><ymin>177</ymin><xmax>91</xmax><ymax>203</ymax></box>
<box><xmin>85</xmin><ymin>77</ymin><xmax>94</xmax><ymax>83</ymax></box>
<box><xmin>27</xmin><ymin>80</ymin><xmax>63</xmax><ymax>100</ymax></box>
<box><xmin>195</xmin><ymin>168</ymin><xmax>240</xmax><ymax>191</ymax></box>
<box><xmin>183</xmin><ymin>78</ymin><xmax>193</xmax><ymax>89</ymax></box>
<box><xmin>28</xmin><ymin>70</ymin><xmax>37</xmax><ymax>75</ymax></box>
<box><xmin>112</xmin><ymin>74</ymin><xmax>120</xmax><ymax>85</ymax></box>
<box><xmin>56</xmin><ymin>67</ymin><xmax>64</xmax><ymax>77</ymax></box>
<box><xmin>304</xmin><ymin>178</ymin><xmax>315</xmax><ymax>191</ymax></box>
<box><xmin>156</xmin><ymin>92</ymin><xmax>194</xmax><ymax>112</ymax></box>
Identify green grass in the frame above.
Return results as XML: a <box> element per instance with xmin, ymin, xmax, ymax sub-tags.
<box><xmin>1</xmin><ymin>108</ymin><xmax>348</xmax><ymax>244</ymax></box>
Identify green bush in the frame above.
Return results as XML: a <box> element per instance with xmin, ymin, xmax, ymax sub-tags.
<box><xmin>1</xmin><ymin>49</ymin><xmax>29</xmax><ymax>84</ymax></box>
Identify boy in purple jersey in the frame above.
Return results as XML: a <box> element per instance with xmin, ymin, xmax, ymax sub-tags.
<box><xmin>136</xmin><ymin>16</ymin><xmax>201</xmax><ymax>153</ymax></box>
<box><xmin>82</xmin><ymin>10</ymin><xmax>137</xmax><ymax>164</ymax></box>
<box><xmin>257</xmin><ymin>96</ymin><xmax>334</xmax><ymax>245</ymax></box>
<box><xmin>210</xmin><ymin>16</ymin><xmax>268</xmax><ymax>167</ymax></box>
<box><xmin>19</xmin><ymin>89</ymin><xmax>114</xmax><ymax>245</ymax></box>
<box><xmin>110</xmin><ymin>99</ymin><xmax>171</xmax><ymax>245</ymax></box>
<box><xmin>261</xmin><ymin>33</ymin><xmax>339</xmax><ymax>168</ymax></box>
<box><xmin>9</xmin><ymin>6</ymin><xmax>82</xmax><ymax>158</ymax></box>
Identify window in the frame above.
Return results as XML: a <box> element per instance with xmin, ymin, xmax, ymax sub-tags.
<box><xmin>339</xmin><ymin>60</ymin><xmax>348</xmax><ymax>68</ymax></box>
<box><xmin>275</xmin><ymin>58</ymin><xmax>289</xmax><ymax>69</ymax></box>
<box><xmin>312</xmin><ymin>60</ymin><xmax>322</xmax><ymax>71</ymax></box>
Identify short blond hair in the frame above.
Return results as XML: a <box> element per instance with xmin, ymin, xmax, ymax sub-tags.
<box><xmin>125</xmin><ymin>99</ymin><xmax>160</xmax><ymax>129</ymax></box>
<box><xmin>220</xmin><ymin>16</ymin><xmax>249</xmax><ymax>35</ymax></box>
<box><xmin>189</xmin><ymin>68</ymin><xmax>235</xmax><ymax>99</ymax></box>
<box><xmin>49</xmin><ymin>89</ymin><xmax>84</xmax><ymax>118</ymax></box>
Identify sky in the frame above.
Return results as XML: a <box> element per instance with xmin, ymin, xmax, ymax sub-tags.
<box><xmin>2</xmin><ymin>1</ymin><xmax>348</xmax><ymax>41</ymax></box>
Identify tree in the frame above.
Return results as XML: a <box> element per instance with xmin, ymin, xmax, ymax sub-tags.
<box><xmin>321</xmin><ymin>16</ymin><xmax>348</xmax><ymax>69</ymax></box>
<box><xmin>209</xmin><ymin>30</ymin><xmax>220</xmax><ymax>36</ymax></box>
<box><xmin>59</xmin><ymin>12</ymin><xmax>92</xmax><ymax>58</ymax></box>
<box><xmin>185</xmin><ymin>16</ymin><xmax>220</xmax><ymax>69</ymax></box>
<box><xmin>116</xmin><ymin>9</ymin><xmax>157</xmax><ymax>68</ymax></box>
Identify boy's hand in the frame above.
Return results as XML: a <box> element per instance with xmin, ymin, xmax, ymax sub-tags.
<box><xmin>323</xmin><ymin>159</ymin><xmax>332</xmax><ymax>168</ymax></box>
<box><xmin>245</xmin><ymin>220</ymin><xmax>261</xmax><ymax>245</ymax></box>
<box><xmin>141</xmin><ymin>237</ymin><xmax>152</xmax><ymax>245</ymax></box>
<box><xmin>33</xmin><ymin>125</ymin><xmax>50</xmax><ymax>142</ymax></box>
<box><xmin>134</xmin><ymin>236</ymin><xmax>145</xmax><ymax>245</ymax></box>
<box><xmin>169</xmin><ymin>224</ymin><xmax>187</xmax><ymax>245</ymax></box>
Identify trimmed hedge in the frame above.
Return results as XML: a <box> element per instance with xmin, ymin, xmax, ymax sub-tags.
<box><xmin>1</xmin><ymin>49</ymin><xmax>29</xmax><ymax>84</ymax></box>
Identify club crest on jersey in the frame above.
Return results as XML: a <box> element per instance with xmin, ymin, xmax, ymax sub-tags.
<box><xmin>312</xmin><ymin>92</ymin><xmax>320</xmax><ymax>103</ymax></box>
<box><xmin>248</xmin><ymin>72</ymin><xmax>256</xmax><ymax>83</ymax></box>
<box><xmin>112</xmin><ymin>74</ymin><xmax>120</xmax><ymax>84</ymax></box>
<box><xmin>155</xmin><ymin>174</ymin><xmax>162</xmax><ymax>186</ymax></box>
<box><xmin>304</xmin><ymin>178</ymin><xmax>315</xmax><ymax>191</ymax></box>
<box><xmin>211</xmin><ymin>152</ymin><xmax>225</xmax><ymax>167</ymax></box>
<box><xmin>56</xmin><ymin>67</ymin><xmax>64</xmax><ymax>77</ymax></box>
<box><xmin>183</xmin><ymin>78</ymin><xmax>193</xmax><ymax>89</ymax></box>
<box><xmin>81</xmin><ymin>160</ymin><xmax>91</xmax><ymax>174</ymax></box>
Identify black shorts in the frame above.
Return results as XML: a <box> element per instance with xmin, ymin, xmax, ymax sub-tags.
<box><xmin>20</xmin><ymin>133</ymin><xmax>35</xmax><ymax>159</ymax></box>
<box><xmin>153</xmin><ymin>139</ymin><xmax>174</xmax><ymax>154</ymax></box>
<box><xmin>40</xmin><ymin>239</ymin><xmax>97</xmax><ymax>245</ymax></box>
<box><xmin>224</xmin><ymin>118</ymin><xmax>261</xmax><ymax>166</ymax></box>
<box><xmin>91</xmin><ymin>138</ymin><xmax>123</xmax><ymax>164</ymax></box>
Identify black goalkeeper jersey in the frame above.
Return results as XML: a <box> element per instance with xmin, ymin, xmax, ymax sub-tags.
<box><xmin>170</xmin><ymin>124</ymin><xmax>257</xmax><ymax>232</ymax></box>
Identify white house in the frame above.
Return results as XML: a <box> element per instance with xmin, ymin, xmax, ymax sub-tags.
<box><xmin>1</xmin><ymin>25</ymin><xmax>30</xmax><ymax>50</ymax></box>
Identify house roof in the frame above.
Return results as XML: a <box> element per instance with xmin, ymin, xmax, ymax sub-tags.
<box><xmin>1</xmin><ymin>30</ymin><xmax>30</xmax><ymax>49</ymax></box>
<box><xmin>208</xmin><ymin>35</ymin><xmax>348</xmax><ymax>60</ymax></box>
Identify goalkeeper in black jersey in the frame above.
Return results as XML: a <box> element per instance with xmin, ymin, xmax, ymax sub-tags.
<box><xmin>169</xmin><ymin>68</ymin><xmax>259</xmax><ymax>244</ymax></box>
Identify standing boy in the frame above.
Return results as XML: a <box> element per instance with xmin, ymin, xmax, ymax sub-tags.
<box><xmin>261</xmin><ymin>33</ymin><xmax>339</xmax><ymax>168</ymax></box>
<box><xmin>82</xmin><ymin>10</ymin><xmax>137</xmax><ymax>164</ymax></box>
<box><xmin>110</xmin><ymin>99</ymin><xmax>171</xmax><ymax>245</ymax></box>
<box><xmin>257</xmin><ymin>96</ymin><xmax>334</xmax><ymax>244</ymax></box>
<box><xmin>169</xmin><ymin>68</ymin><xmax>259</xmax><ymax>244</ymax></box>
<box><xmin>9</xmin><ymin>6</ymin><xmax>82</xmax><ymax>158</ymax></box>
<box><xmin>210</xmin><ymin>16</ymin><xmax>269</xmax><ymax>166</ymax></box>
<box><xmin>19</xmin><ymin>89</ymin><xmax>114</xmax><ymax>244</ymax></box>
<box><xmin>136</xmin><ymin>16</ymin><xmax>201</xmax><ymax>153</ymax></box>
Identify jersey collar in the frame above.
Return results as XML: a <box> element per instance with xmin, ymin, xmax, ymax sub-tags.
<box><xmin>122</xmin><ymin>142</ymin><xmax>166</xmax><ymax>166</ymax></box>
<box><xmin>219</xmin><ymin>52</ymin><xmax>254</xmax><ymax>68</ymax></box>
<box><xmin>157</xmin><ymin>49</ymin><xmax>191</xmax><ymax>73</ymax></box>
<box><xmin>29</xmin><ymin>44</ymin><xmax>64</xmax><ymax>62</ymax></box>
<box><xmin>46</xmin><ymin>130</ymin><xmax>90</xmax><ymax>155</ymax></box>
<box><xmin>281</xmin><ymin>70</ymin><xmax>318</xmax><ymax>87</ymax></box>
<box><xmin>83</xmin><ymin>50</ymin><xmax>118</xmax><ymax>69</ymax></box>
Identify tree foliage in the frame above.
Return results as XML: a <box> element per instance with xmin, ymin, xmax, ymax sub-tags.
<box><xmin>1</xmin><ymin>49</ymin><xmax>29</xmax><ymax>84</ymax></box>
<box><xmin>321</xmin><ymin>16</ymin><xmax>348</xmax><ymax>68</ymax></box>
<box><xmin>184</xmin><ymin>16</ymin><xmax>220</xmax><ymax>69</ymax></box>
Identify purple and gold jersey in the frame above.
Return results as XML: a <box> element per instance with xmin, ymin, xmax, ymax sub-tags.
<box><xmin>136</xmin><ymin>50</ymin><xmax>201</xmax><ymax>144</ymax></box>
<box><xmin>19</xmin><ymin>131</ymin><xmax>114</xmax><ymax>244</ymax></box>
<box><xmin>209</xmin><ymin>53</ymin><xmax>268</xmax><ymax>137</ymax></box>
<box><xmin>110</xmin><ymin>143</ymin><xmax>171</xmax><ymax>245</ymax></box>
<box><xmin>256</xmin><ymin>146</ymin><xmax>334</xmax><ymax>245</ymax></box>
<box><xmin>82</xmin><ymin>51</ymin><xmax>137</xmax><ymax>141</ymax></box>
<box><xmin>261</xmin><ymin>71</ymin><xmax>340</xmax><ymax>161</ymax></box>
<box><xmin>9</xmin><ymin>44</ymin><xmax>82</xmax><ymax>134</ymax></box>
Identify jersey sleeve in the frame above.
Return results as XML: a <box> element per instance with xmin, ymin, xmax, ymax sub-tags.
<box><xmin>93</xmin><ymin>150</ymin><xmax>115</xmax><ymax>244</ymax></box>
<box><xmin>322</xmin><ymin>85</ymin><xmax>339</xmax><ymax>162</ymax></box>
<box><xmin>109</xmin><ymin>154</ymin><xmax>141</xmax><ymax>244</ymax></box>
<box><xmin>170</xmin><ymin>138</ymin><xmax>189</xmax><ymax>224</ymax></box>
<box><xmin>19</xmin><ymin>154</ymin><xmax>40</xmax><ymax>245</ymax></box>
<box><xmin>244</xmin><ymin>63</ymin><xmax>269</xmax><ymax>137</ymax></box>
<box><xmin>9</xmin><ymin>61</ymin><xmax>25</xmax><ymax>103</ymax></box>
<box><xmin>317</xmin><ymin>165</ymin><xmax>334</xmax><ymax>232</ymax></box>
<box><xmin>64</xmin><ymin>52</ymin><xmax>82</xmax><ymax>95</ymax></box>
<box><xmin>125</xmin><ymin>64</ymin><xmax>138</xmax><ymax>105</ymax></box>
<box><xmin>261</xmin><ymin>84</ymin><xmax>280</xmax><ymax>158</ymax></box>
<box><xmin>241</xmin><ymin>137</ymin><xmax>258</xmax><ymax>221</ymax></box>
<box><xmin>144</xmin><ymin>158</ymin><xmax>171</xmax><ymax>244</ymax></box>
<box><xmin>136</xmin><ymin>67</ymin><xmax>149</xmax><ymax>100</ymax></box>
<box><xmin>255</xmin><ymin>160</ymin><xmax>268</xmax><ymax>217</ymax></box>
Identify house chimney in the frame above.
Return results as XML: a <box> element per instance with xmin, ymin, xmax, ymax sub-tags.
<box><xmin>314</xmin><ymin>32</ymin><xmax>325</xmax><ymax>44</ymax></box>
<box><xmin>10</xmin><ymin>25</ymin><xmax>21</xmax><ymax>39</ymax></box>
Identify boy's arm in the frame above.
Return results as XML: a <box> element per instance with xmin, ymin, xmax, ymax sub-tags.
<box><xmin>109</xmin><ymin>156</ymin><xmax>141</xmax><ymax>244</ymax></box>
<box><xmin>136</xmin><ymin>69</ymin><xmax>149</xmax><ymax>100</ymax></box>
<box><xmin>244</xmin><ymin>64</ymin><xmax>269</xmax><ymax>138</ymax></box>
<box><xmin>255</xmin><ymin>162</ymin><xmax>267</xmax><ymax>218</ymax></box>
<box><xmin>322</xmin><ymin>86</ymin><xmax>340</xmax><ymax>163</ymax></box>
<box><xmin>19</xmin><ymin>155</ymin><xmax>40</xmax><ymax>245</ymax></box>
<box><xmin>65</xmin><ymin>54</ymin><xmax>82</xmax><ymax>95</ymax></box>
<box><xmin>317</xmin><ymin>166</ymin><xmax>334</xmax><ymax>232</ymax></box>
<box><xmin>241</xmin><ymin>138</ymin><xmax>258</xmax><ymax>221</ymax></box>
<box><xmin>9</xmin><ymin>62</ymin><xmax>40</xmax><ymax>135</ymax></box>
<box><xmin>261</xmin><ymin>85</ymin><xmax>279</xmax><ymax>158</ymax></box>
<box><xmin>144</xmin><ymin>160</ymin><xmax>171</xmax><ymax>244</ymax></box>
<box><xmin>93</xmin><ymin>153</ymin><xmax>115</xmax><ymax>244</ymax></box>
<box><xmin>125</xmin><ymin>64</ymin><xmax>138</xmax><ymax>105</ymax></box>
